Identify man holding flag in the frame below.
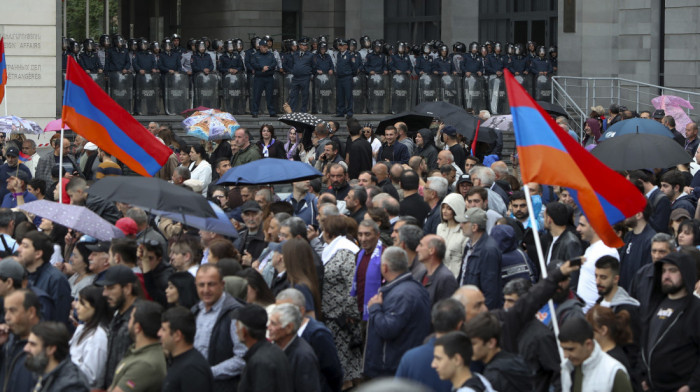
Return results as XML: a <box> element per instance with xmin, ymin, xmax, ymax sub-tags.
<box><xmin>0</xmin><ymin>146</ymin><xmax>32</xmax><ymax>201</ymax></box>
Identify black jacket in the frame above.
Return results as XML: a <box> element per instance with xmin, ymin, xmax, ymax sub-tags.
<box><xmin>143</xmin><ymin>261</ymin><xmax>174</xmax><ymax>307</ymax></box>
<box><xmin>399</xmin><ymin>193</ymin><xmax>430</xmax><ymax>228</ymax></box>
<box><xmin>238</xmin><ymin>340</ymin><xmax>293</xmax><ymax>392</ymax></box>
<box><xmin>234</xmin><ymin>229</ymin><xmax>268</xmax><ymax>261</ymax></box>
<box><xmin>284</xmin><ymin>337</ymin><xmax>321</xmax><ymax>392</ymax></box>
<box><xmin>483</xmin><ymin>350</ymin><xmax>534</xmax><ymax>392</ymax></box>
<box><xmin>417</xmin><ymin>263</ymin><xmax>458</xmax><ymax>306</ymax></box>
<box><xmin>301</xmin><ymin>318</ymin><xmax>343</xmax><ymax>392</ymax></box>
<box><xmin>544</xmin><ymin>228</ymin><xmax>582</xmax><ymax>267</ymax></box>
<box><xmin>85</xmin><ymin>193</ymin><xmax>122</xmax><ymax>224</ymax></box>
<box><xmin>416</xmin><ymin>129</ymin><xmax>438</xmax><ymax>170</ymax></box>
<box><xmin>101</xmin><ymin>300</ymin><xmax>137</xmax><ymax>389</ymax></box>
<box><xmin>0</xmin><ymin>334</ymin><xmax>34</xmax><ymax>392</ymax></box>
<box><xmin>33</xmin><ymin>357</ymin><xmax>89</xmax><ymax>392</ymax></box>
<box><xmin>517</xmin><ymin>318</ymin><xmax>560</xmax><ymax>392</ymax></box>
<box><xmin>641</xmin><ymin>252</ymin><xmax>700</xmax><ymax>392</ymax></box>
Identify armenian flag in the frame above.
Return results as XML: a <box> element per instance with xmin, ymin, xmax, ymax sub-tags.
<box><xmin>504</xmin><ymin>69</ymin><xmax>646</xmax><ymax>248</ymax></box>
<box><xmin>61</xmin><ymin>56</ymin><xmax>171</xmax><ymax>177</ymax></box>
<box><xmin>17</xmin><ymin>151</ymin><xmax>30</xmax><ymax>163</ymax></box>
<box><xmin>0</xmin><ymin>37</ymin><xmax>7</xmax><ymax>105</ymax></box>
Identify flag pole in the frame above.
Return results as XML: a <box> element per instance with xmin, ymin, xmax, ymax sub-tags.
<box><xmin>59</xmin><ymin>127</ymin><xmax>64</xmax><ymax>204</ymax></box>
<box><xmin>3</xmin><ymin>87</ymin><xmax>7</xmax><ymax>116</ymax></box>
<box><xmin>522</xmin><ymin>185</ymin><xmax>565</xmax><ymax>364</ymax></box>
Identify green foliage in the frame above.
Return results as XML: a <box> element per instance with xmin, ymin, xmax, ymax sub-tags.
<box><xmin>65</xmin><ymin>0</ymin><xmax>119</xmax><ymax>40</ymax></box>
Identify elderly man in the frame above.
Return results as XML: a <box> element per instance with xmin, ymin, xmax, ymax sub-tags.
<box><xmin>35</xmin><ymin>137</ymin><xmax>79</xmax><ymax>185</ymax></box>
<box><xmin>685</xmin><ymin>122</ymin><xmax>699</xmax><ymax>157</ymax></box>
<box><xmin>436</xmin><ymin>150</ymin><xmax>463</xmax><ymax>181</ymax></box>
<box><xmin>394</xmin><ymin>223</ymin><xmax>428</xmax><ymax>281</ymax></box>
<box><xmin>351</xmin><ymin>220</ymin><xmax>385</xmax><ymax>320</ymax></box>
<box><xmin>370</xmin><ymin>164</ymin><xmax>401</xmax><ymax>200</ymax></box>
<box><xmin>231</xmin><ymin>129</ymin><xmax>261</xmax><ymax>167</ymax></box>
<box><xmin>234</xmin><ymin>201</ymin><xmax>268</xmax><ymax>261</ymax></box>
<box><xmin>21</xmin><ymin>139</ymin><xmax>41</xmax><ymax>177</ymax></box>
<box><xmin>423</xmin><ymin>176</ymin><xmax>448</xmax><ymax>235</ymax></box>
<box><xmin>416</xmin><ymin>235</ymin><xmax>458</xmax><ymax>305</ymax></box>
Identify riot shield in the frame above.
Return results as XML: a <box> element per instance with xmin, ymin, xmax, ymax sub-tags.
<box><xmin>108</xmin><ymin>72</ymin><xmax>133</xmax><ymax>113</ymax></box>
<box><xmin>222</xmin><ymin>73</ymin><xmax>247</xmax><ymax>115</ymax></box>
<box><xmin>439</xmin><ymin>75</ymin><xmax>462</xmax><ymax>107</ymax></box>
<box><xmin>515</xmin><ymin>74</ymin><xmax>533</xmax><ymax>97</ymax></box>
<box><xmin>89</xmin><ymin>73</ymin><xmax>107</xmax><ymax>91</ymax></box>
<box><xmin>535</xmin><ymin>75</ymin><xmax>552</xmax><ymax>101</ymax></box>
<box><xmin>164</xmin><ymin>73</ymin><xmax>191</xmax><ymax>115</ymax></box>
<box><xmin>416</xmin><ymin>74</ymin><xmax>438</xmax><ymax>105</ymax></box>
<box><xmin>193</xmin><ymin>72</ymin><xmax>219</xmax><ymax>109</ymax></box>
<box><xmin>389</xmin><ymin>74</ymin><xmax>412</xmax><ymax>114</ymax></box>
<box><xmin>134</xmin><ymin>73</ymin><xmax>161</xmax><ymax>115</ymax></box>
<box><xmin>488</xmin><ymin>75</ymin><xmax>506</xmax><ymax>115</ymax></box>
<box><xmin>463</xmin><ymin>75</ymin><xmax>485</xmax><ymax>112</ymax></box>
<box><xmin>313</xmin><ymin>74</ymin><xmax>335</xmax><ymax>114</ymax></box>
<box><xmin>352</xmin><ymin>73</ymin><xmax>366</xmax><ymax>115</ymax></box>
<box><xmin>366</xmin><ymin>74</ymin><xmax>389</xmax><ymax>114</ymax></box>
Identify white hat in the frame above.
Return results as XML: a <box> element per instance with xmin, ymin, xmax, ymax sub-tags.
<box><xmin>84</xmin><ymin>142</ymin><xmax>98</xmax><ymax>151</ymax></box>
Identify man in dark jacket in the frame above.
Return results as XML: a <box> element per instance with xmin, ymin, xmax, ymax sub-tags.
<box><xmin>0</xmin><ymin>289</ymin><xmax>41</xmax><ymax>392</ymax></box>
<box><xmin>629</xmin><ymin>233</ymin><xmax>675</xmax><ymax>313</ymax></box>
<box><xmin>234</xmin><ymin>201</ymin><xmax>269</xmax><ymax>261</ymax></box>
<box><xmin>25</xmin><ymin>322</ymin><xmax>89</xmax><ymax>392</ymax></box>
<box><xmin>269</xmin><ymin>303</ymin><xmax>321</xmax><ymax>392</ymax></box>
<box><xmin>641</xmin><ymin>252</ymin><xmax>700</xmax><ymax>392</ymax></box>
<box><xmin>399</xmin><ymin>170</ymin><xmax>430</xmax><ymax>228</ymax></box>
<box><xmin>345</xmin><ymin>120</ymin><xmax>372</xmax><ymax>180</ymax></box>
<box><xmin>660</xmin><ymin>170</ymin><xmax>696</xmax><ymax>217</ymax></box>
<box><xmin>619</xmin><ymin>203</ymin><xmax>656</xmax><ymax>290</ymax></box>
<box><xmin>237</xmin><ymin>304</ymin><xmax>293</xmax><ymax>392</ymax></box>
<box><xmin>322</xmin><ymin>164</ymin><xmax>351</xmax><ymax>200</ymax></box>
<box><xmin>415</xmin><ymin>128</ymin><xmax>438</xmax><ymax>170</ymax></box>
<box><xmin>192</xmin><ymin>264</ymin><xmax>246</xmax><ymax>392</ymax></box>
<box><xmin>364</xmin><ymin>247</ymin><xmax>431</xmax><ymax>378</ymax></box>
<box><xmin>138</xmin><ymin>239</ymin><xmax>174</xmax><ymax>307</ymax></box>
<box><xmin>377</xmin><ymin>126</ymin><xmax>410</xmax><ymax>165</ymax></box>
<box><xmin>416</xmin><ymin>235</ymin><xmax>458</xmax><ymax>305</ymax></box>
<box><xmin>423</xmin><ymin>176</ymin><xmax>447</xmax><ymax>235</ymax></box>
<box><xmin>65</xmin><ymin>177</ymin><xmax>121</xmax><ymax>224</ymax></box>
<box><xmin>543</xmin><ymin>202</ymin><xmax>582</xmax><ymax>266</ymax></box>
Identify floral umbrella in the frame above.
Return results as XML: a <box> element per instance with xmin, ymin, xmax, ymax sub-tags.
<box><xmin>182</xmin><ymin>109</ymin><xmax>240</xmax><ymax>141</ymax></box>
<box><xmin>0</xmin><ymin>116</ymin><xmax>43</xmax><ymax>134</ymax></box>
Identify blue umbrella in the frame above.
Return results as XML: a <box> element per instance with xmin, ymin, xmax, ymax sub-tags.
<box><xmin>217</xmin><ymin>158</ymin><xmax>323</xmax><ymax>185</ymax></box>
<box><xmin>17</xmin><ymin>200</ymin><xmax>125</xmax><ymax>241</ymax></box>
<box><xmin>599</xmin><ymin>118</ymin><xmax>674</xmax><ymax>141</ymax></box>
<box><xmin>153</xmin><ymin>201</ymin><xmax>238</xmax><ymax>238</ymax></box>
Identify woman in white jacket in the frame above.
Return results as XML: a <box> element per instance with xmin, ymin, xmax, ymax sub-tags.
<box><xmin>436</xmin><ymin>193</ymin><xmax>468</xmax><ymax>277</ymax></box>
<box><xmin>188</xmin><ymin>144</ymin><xmax>212</xmax><ymax>196</ymax></box>
<box><xmin>69</xmin><ymin>286</ymin><xmax>110</xmax><ymax>388</ymax></box>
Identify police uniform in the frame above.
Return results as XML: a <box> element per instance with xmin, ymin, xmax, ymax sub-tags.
<box><xmin>432</xmin><ymin>56</ymin><xmax>454</xmax><ymax>74</ymax></box>
<box><xmin>485</xmin><ymin>52</ymin><xmax>506</xmax><ymax>76</ymax></box>
<box><xmin>508</xmin><ymin>55</ymin><xmax>529</xmax><ymax>75</ymax></box>
<box><xmin>79</xmin><ymin>51</ymin><xmax>102</xmax><ymax>73</ymax></box>
<box><xmin>191</xmin><ymin>51</ymin><xmax>214</xmax><ymax>73</ymax></box>
<box><xmin>289</xmin><ymin>49</ymin><xmax>314</xmax><ymax>112</ymax></box>
<box><xmin>414</xmin><ymin>54</ymin><xmax>433</xmax><ymax>75</ymax></box>
<box><xmin>159</xmin><ymin>50</ymin><xmax>183</xmax><ymax>73</ymax></box>
<box><xmin>219</xmin><ymin>52</ymin><xmax>244</xmax><ymax>73</ymax></box>
<box><xmin>461</xmin><ymin>53</ymin><xmax>483</xmax><ymax>75</ymax></box>
<box><xmin>133</xmin><ymin>50</ymin><xmax>157</xmax><ymax>73</ymax></box>
<box><xmin>313</xmin><ymin>52</ymin><xmax>334</xmax><ymax>74</ymax></box>
<box><xmin>530</xmin><ymin>56</ymin><xmax>553</xmax><ymax>74</ymax></box>
<box><xmin>389</xmin><ymin>53</ymin><xmax>413</xmax><ymax>74</ymax></box>
<box><xmin>106</xmin><ymin>47</ymin><xmax>130</xmax><ymax>73</ymax></box>
<box><xmin>251</xmin><ymin>46</ymin><xmax>279</xmax><ymax>116</ymax></box>
<box><xmin>335</xmin><ymin>46</ymin><xmax>357</xmax><ymax>117</ymax></box>
<box><xmin>363</xmin><ymin>51</ymin><xmax>387</xmax><ymax>74</ymax></box>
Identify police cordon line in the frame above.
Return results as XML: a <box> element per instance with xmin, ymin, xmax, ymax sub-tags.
<box><xmin>62</xmin><ymin>34</ymin><xmax>557</xmax><ymax>117</ymax></box>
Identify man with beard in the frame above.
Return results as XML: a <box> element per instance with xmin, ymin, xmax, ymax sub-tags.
<box><xmin>618</xmin><ymin>202</ymin><xmax>655</xmax><ymax>290</ymax></box>
<box><xmin>641</xmin><ymin>252</ymin><xmax>700</xmax><ymax>392</ymax></box>
<box><xmin>96</xmin><ymin>265</ymin><xmax>141</xmax><ymax>390</ymax></box>
<box><xmin>109</xmin><ymin>301</ymin><xmax>166</xmax><ymax>392</ymax></box>
<box><xmin>509</xmin><ymin>191</ymin><xmax>540</xmax><ymax>231</ymax></box>
<box><xmin>24</xmin><ymin>322</ymin><xmax>89</xmax><ymax>391</ymax></box>
<box><xmin>0</xmin><ymin>289</ymin><xmax>41</xmax><ymax>391</ymax></box>
<box><xmin>594</xmin><ymin>256</ymin><xmax>641</xmax><ymax>337</ymax></box>
<box><xmin>322</xmin><ymin>164</ymin><xmax>351</xmax><ymax>200</ymax></box>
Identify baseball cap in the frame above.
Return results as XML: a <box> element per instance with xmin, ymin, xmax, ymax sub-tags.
<box><xmin>670</xmin><ymin>208</ymin><xmax>691</xmax><ymax>222</ymax></box>
<box><xmin>115</xmin><ymin>217</ymin><xmax>139</xmax><ymax>236</ymax></box>
<box><xmin>240</xmin><ymin>200</ymin><xmax>261</xmax><ymax>213</ymax></box>
<box><xmin>457</xmin><ymin>174</ymin><xmax>473</xmax><ymax>185</ymax></box>
<box><xmin>11</xmin><ymin>170</ymin><xmax>30</xmax><ymax>184</ymax></box>
<box><xmin>86</xmin><ymin>240</ymin><xmax>111</xmax><ymax>253</ymax></box>
<box><xmin>5</xmin><ymin>147</ymin><xmax>19</xmax><ymax>157</ymax></box>
<box><xmin>653</xmin><ymin>109</ymin><xmax>665</xmax><ymax>119</ymax></box>
<box><xmin>0</xmin><ymin>258</ymin><xmax>25</xmax><ymax>283</ymax></box>
<box><xmin>237</xmin><ymin>303</ymin><xmax>268</xmax><ymax>330</ymax></box>
<box><xmin>95</xmin><ymin>265</ymin><xmax>137</xmax><ymax>286</ymax></box>
<box><xmin>442</xmin><ymin>126</ymin><xmax>457</xmax><ymax>136</ymax></box>
<box><xmin>464</xmin><ymin>207</ymin><xmax>487</xmax><ymax>227</ymax></box>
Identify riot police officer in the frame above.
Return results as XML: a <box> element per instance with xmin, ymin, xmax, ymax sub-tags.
<box><xmin>219</xmin><ymin>40</ymin><xmax>244</xmax><ymax>74</ymax></box>
<box><xmin>451</xmin><ymin>42</ymin><xmax>466</xmax><ymax>73</ymax></box>
<box><xmin>364</xmin><ymin>40</ymin><xmax>387</xmax><ymax>75</ymax></box>
<box><xmin>106</xmin><ymin>35</ymin><xmax>130</xmax><ymax>74</ymax></box>
<box><xmin>133</xmin><ymin>39</ymin><xmax>158</xmax><ymax>74</ymax></box>
<box><xmin>414</xmin><ymin>44</ymin><xmax>433</xmax><ymax>75</ymax></box>
<box><xmin>335</xmin><ymin>39</ymin><xmax>358</xmax><ymax>118</ymax></box>
<box><xmin>389</xmin><ymin>42</ymin><xmax>413</xmax><ymax>75</ymax></box>
<box><xmin>530</xmin><ymin>46</ymin><xmax>553</xmax><ymax>75</ymax></box>
<box><xmin>508</xmin><ymin>43</ymin><xmax>529</xmax><ymax>76</ymax></box>
<box><xmin>181</xmin><ymin>38</ymin><xmax>196</xmax><ymax>75</ymax></box>
<box><xmin>549</xmin><ymin>45</ymin><xmax>558</xmax><ymax>74</ymax></box>
<box><xmin>192</xmin><ymin>40</ymin><xmax>214</xmax><ymax>75</ymax></box>
<box><xmin>61</xmin><ymin>37</ymin><xmax>71</xmax><ymax>72</ymax></box>
<box><xmin>462</xmin><ymin>42</ymin><xmax>484</xmax><ymax>77</ymax></box>
<box><xmin>250</xmin><ymin>38</ymin><xmax>278</xmax><ymax>117</ymax></box>
<box><xmin>313</xmin><ymin>42</ymin><xmax>334</xmax><ymax>75</ymax></box>
<box><xmin>526</xmin><ymin>40</ymin><xmax>537</xmax><ymax>66</ymax></box>
<box><xmin>159</xmin><ymin>38</ymin><xmax>183</xmax><ymax>73</ymax></box>
<box><xmin>280</xmin><ymin>40</ymin><xmax>297</xmax><ymax>74</ymax></box>
<box><xmin>79</xmin><ymin>39</ymin><xmax>102</xmax><ymax>73</ymax></box>
<box><xmin>358</xmin><ymin>35</ymin><xmax>371</xmax><ymax>63</ymax></box>
<box><xmin>97</xmin><ymin>34</ymin><xmax>110</xmax><ymax>70</ymax></box>
<box><xmin>245</xmin><ymin>37</ymin><xmax>260</xmax><ymax>75</ymax></box>
<box><xmin>171</xmin><ymin>34</ymin><xmax>183</xmax><ymax>53</ymax></box>
<box><xmin>432</xmin><ymin>45</ymin><xmax>455</xmax><ymax>75</ymax></box>
<box><xmin>288</xmin><ymin>39</ymin><xmax>314</xmax><ymax>113</ymax></box>
<box><xmin>485</xmin><ymin>42</ymin><xmax>506</xmax><ymax>77</ymax></box>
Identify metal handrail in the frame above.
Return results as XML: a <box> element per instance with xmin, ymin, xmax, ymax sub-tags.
<box><xmin>553</xmin><ymin>76</ymin><xmax>700</xmax><ymax>98</ymax></box>
<box><xmin>550</xmin><ymin>78</ymin><xmax>587</xmax><ymax>140</ymax></box>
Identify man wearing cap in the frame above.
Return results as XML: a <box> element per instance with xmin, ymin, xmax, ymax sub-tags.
<box><xmin>237</xmin><ymin>303</ymin><xmax>293</xmax><ymax>392</ymax></box>
<box><xmin>334</xmin><ymin>39</ymin><xmax>357</xmax><ymax>119</ymax></box>
<box><xmin>458</xmin><ymin>207</ymin><xmax>503</xmax><ymax>309</ymax></box>
<box><xmin>95</xmin><ymin>265</ymin><xmax>141</xmax><ymax>390</ymax></box>
<box><xmin>250</xmin><ymin>39</ymin><xmax>278</xmax><ymax>118</ymax></box>
<box><xmin>652</xmin><ymin>109</ymin><xmax>665</xmax><ymax>123</ymax></box>
<box><xmin>81</xmin><ymin>142</ymin><xmax>101</xmax><ymax>180</ymax></box>
<box><xmin>0</xmin><ymin>258</ymin><xmax>55</xmax><ymax>322</ymax></box>
<box><xmin>234</xmin><ymin>201</ymin><xmax>269</xmax><ymax>261</ymax></box>
<box><xmin>1</xmin><ymin>168</ymin><xmax>36</xmax><ymax>208</ymax></box>
<box><xmin>35</xmin><ymin>136</ymin><xmax>78</xmax><ymax>185</ymax></box>
<box><xmin>288</xmin><ymin>39</ymin><xmax>313</xmax><ymax>113</ymax></box>
<box><xmin>0</xmin><ymin>145</ymin><xmax>33</xmax><ymax>201</ymax></box>
<box><xmin>456</xmin><ymin>174</ymin><xmax>473</xmax><ymax>199</ymax></box>
<box><xmin>17</xmin><ymin>231</ymin><xmax>72</xmax><ymax>328</ymax></box>
<box><xmin>87</xmin><ymin>240</ymin><xmax>113</xmax><ymax>281</ymax></box>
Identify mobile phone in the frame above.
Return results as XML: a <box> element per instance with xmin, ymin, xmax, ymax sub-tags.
<box><xmin>568</xmin><ymin>256</ymin><xmax>583</xmax><ymax>267</ymax></box>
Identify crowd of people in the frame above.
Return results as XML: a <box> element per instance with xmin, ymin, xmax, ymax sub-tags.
<box><xmin>63</xmin><ymin>33</ymin><xmax>557</xmax><ymax>116</ymax></box>
<box><xmin>0</xmin><ymin>99</ymin><xmax>697</xmax><ymax>392</ymax></box>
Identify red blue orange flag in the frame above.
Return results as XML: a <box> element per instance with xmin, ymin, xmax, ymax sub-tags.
<box><xmin>61</xmin><ymin>56</ymin><xmax>171</xmax><ymax>177</ymax></box>
<box><xmin>0</xmin><ymin>37</ymin><xmax>7</xmax><ymax>105</ymax></box>
<box><xmin>17</xmin><ymin>151</ymin><xmax>30</xmax><ymax>163</ymax></box>
<box><xmin>504</xmin><ymin>69</ymin><xmax>646</xmax><ymax>248</ymax></box>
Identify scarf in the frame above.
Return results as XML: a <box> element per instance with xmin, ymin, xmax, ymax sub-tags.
<box><xmin>285</xmin><ymin>138</ymin><xmax>300</xmax><ymax>160</ymax></box>
<box><xmin>262</xmin><ymin>138</ymin><xmax>275</xmax><ymax>157</ymax></box>
<box><xmin>351</xmin><ymin>241</ymin><xmax>384</xmax><ymax>320</ymax></box>
<box><xmin>322</xmin><ymin>235</ymin><xmax>359</xmax><ymax>265</ymax></box>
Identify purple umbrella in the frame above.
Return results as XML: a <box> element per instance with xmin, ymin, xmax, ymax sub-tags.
<box><xmin>18</xmin><ymin>200</ymin><xmax>125</xmax><ymax>241</ymax></box>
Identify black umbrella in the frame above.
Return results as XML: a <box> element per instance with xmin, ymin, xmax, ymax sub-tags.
<box><xmin>413</xmin><ymin>101</ymin><xmax>464</xmax><ymax>119</ymax></box>
<box><xmin>439</xmin><ymin>111</ymin><xmax>497</xmax><ymax>144</ymax></box>
<box><xmin>89</xmin><ymin>177</ymin><xmax>217</xmax><ymax>218</ymax></box>
<box><xmin>591</xmin><ymin>133</ymin><xmax>691</xmax><ymax>171</ymax></box>
<box><xmin>279</xmin><ymin>112</ymin><xmax>327</xmax><ymax>148</ymax></box>
<box><xmin>375</xmin><ymin>111</ymin><xmax>434</xmax><ymax>135</ymax></box>
<box><xmin>536</xmin><ymin>101</ymin><xmax>569</xmax><ymax>118</ymax></box>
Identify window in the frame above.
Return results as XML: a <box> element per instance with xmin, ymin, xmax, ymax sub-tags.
<box><xmin>384</xmin><ymin>0</ymin><xmax>442</xmax><ymax>44</ymax></box>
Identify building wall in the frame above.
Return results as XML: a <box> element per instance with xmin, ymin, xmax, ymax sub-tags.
<box><xmin>441</xmin><ymin>0</ymin><xmax>479</xmax><ymax>44</ymax></box>
<box><xmin>345</xmin><ymin>0</ymin><xmax>384</xmax><ymax>41</ymax></box>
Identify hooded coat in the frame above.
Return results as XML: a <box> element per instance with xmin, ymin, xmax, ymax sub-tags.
<box><xmin>436</xmin><ymin>193</ymin><xmax>468</xmax><ymax>277</ymax></box>
<box><xmin>490</xmin><ymin>225</ymin><xmax>537</xmax><ymax>285</ymax></box>
<box><xmin>415</xmin><ymin>129</ymin><xmax>438</xmax><ymax>170</ymax></box>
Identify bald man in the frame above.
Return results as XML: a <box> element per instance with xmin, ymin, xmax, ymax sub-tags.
<box><xmin>416</xmin><ymin>235</ymin><xmax>458</xmax><ymax>305</ymax></box>
<box><xmin>371</xmin><ymin>163</ymin><xmax>400</xmax><ymax>200</ymax></box>
<box><xmin>395</xmin><ymin>121</ymin><xmax>415</xmax><ymax>156</ymax></box>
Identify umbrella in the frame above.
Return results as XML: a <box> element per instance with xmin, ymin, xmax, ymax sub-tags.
<box><xmin>536</xmin><ymin>101</ymin><xmax>569</xmax><ymax>118</ymax></box>
<box><xmin>481</xmin><ymin>115</ymin><xmax>513</xmax><ymax>131</ymax></box>
<box><xmin>89</xmin><ymin>176</ymin><xmax>217</xmax><ymax>218</ymax></box>
<box><xmin>591</xmin><ymin>133</ymin><xmax>691</xmax><ymax>170</ymax></box>
<box><xmin>375</xmin><ymin>111</ymin><xmax>434</xmax><ymax>135</ymax></box>
<box><xmin>17</xmin><ymin>200</ymin><xmax>124</xmax><ymax>241</ymax></box>
<box><xmin>439</xmin><ymin>111</ymin><xmax>497</xmax><ymax>144</ymax></box>
<box><xmin>599</xmin><ymin>118</ymin><xmax>673</xmax><ymax>141</ymax></box>
<box><xmin>413</xmin><ymin>101</ymin><xmax>464</xmax><ymax>119</ymax></box>
<box><xmin>218</xmin><ymin>158</ymin><xmax>323</xmax><ymax>185</ymax></box>
<box><xmin>652</xmin><ymin>95</ymin><xmax>695</xmax><ymax>137</ymax></box>
<box><xmin>153</xmin><ymin>201</ymin><xmax>238</xmax><ymax>238</ymax></box>
<box><xmin>279</xmin><ymin>112</ymin><xmax>326</xmax><ymax>133</ymax></box>
<box><xmin>0</xmin><ymin>116</ymin><xmax>43</xmax><ymax>135</ymax></box>
<box><xmin>180</xmin><ymin>106</ymin><xmax>211</xmax><ymax>117</ymax></box>
<box><xmin>182</xmin><ymin>109</ymin><xmax>240</xmax><ymax>141</ymax></box>
<box><xmin>44</xmin><ymin>119</ymin><xmax>70</xmax><ymax>133</ymax></box>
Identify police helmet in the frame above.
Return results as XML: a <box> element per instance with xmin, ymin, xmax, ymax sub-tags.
<box><xmin>201</xmin><ymin>36</ymin><xmax>211</xmax><ymax>48</ymax></box>
<box><xmin>163</xmin><ymin>38</ymin><xmax>173</xmax><ymax>52</ymax></box>
<box><xmin>139</xmin><ymin>38</ymin><xmax>149</xmax><ymax>51</ymax></box>
<box><xmin>438</xmin><ymin>45</ymin><xmax>448</xmax><ymax>56</ymax></box>
<box><xmin>319</xmin><ymin>42</ymin><xmax>328</xmax><ymax>52</ymax></box>
<box><xmin>361</xmin><ymin>35</ymin><xmax>371</xmax><ymax>49</ymax></box>
<box><xmin>454</xmin><ymin>42</ymin><xmax>466</xmax><ymax>53</ymax></box>
<box><xmin>480</xmin><ymin>45</ymin><xmax>488</xmax><ymax>57</ymax></box>
<box><xmin>397</xmin><ymin>41</ymin><xmax>406</xmax><ymax>53</ymax></box>
<box><xmin>99</xmin><ymin>34</ymin><xmax>111</xmax><ymax>48</ymax></box>
<box><xmin>527</xmin><ymin>41</ymin><xmax>536</xmax><ymax>50</ymax></box>
<box><xmin>171</xmin><ymin>33</ymin><xmax>180</xmax><ymax>41</ymax></box>
<box><xmin>250</xmin><ymin>36</ymin><xmax>260</xmax><ymax>48</ymax></box>
<box><xmin>113</xmin><ymin>35</ymin><xmax>125</xmax><ymax>49</ymax></box>
<box><xmin>289</xmin><ymin>40</ymin><xmax>298</xmax><ymax>49</ymax></box>
<box><xmin>82</xmin><ymin>38</ymin><xmax>95</xmax><ymax>52</ymax></box>
<box><xmin>151</xmin><ymin>41</ymin><xmax>160</xmax><ymax>53</ymax></box>
<box><xmin>187</xmin><ymin>38</ymin><xmax>197</xmax><ymax>51</ymax></box>
<box><xmin>372</xmin><ymin>40</ymin><xmax>382</xmax><ymax>51</ymax></box>
<box><xmin>506</xmin><ymin>43</ymin><xmax>514</xmax><ymax>55</ymax></box>
<box><xmin>197</xmin><ymin>40</ymin><xmax>207</xmax><ymax>53</ymax></box>
<box><xmin>70</xmin><ymin>40</ymin><xmax>80</xmax><ymax>54</ymax></box>
<box><xmin>129</xmin><ymin>38</ymin><xmax>138</xmax><ymax>51</ymax></box>
<box><xmin>259</xmin><ymin>38</ymin><xmax>269</xmax><ymax>47</ymax></box>
<box><xmin>493</xmin><ymin>42</ymin><xmax>502</xmax><ymax>53</ymax></box>
<box><xmin>514</xmin><ymin>43</ymin><xmax>524</xmax><ymax>56</ymax></box>
<box><xmin>411</xmin><ymin>44</ymin><xmax>421</xmax><ymax>56</ymax></box>
<box><xmin>537</xmin><ymin>46</ymin><xmax>546</xmax><ymax>57</ymax></box>
<box><xmin>384</xmin><ymin>43</ymin><xmax>394</xmax><ymax>55</ymax></box>
<box><xmin>348</xmin><ymin>38</ymin><xmax>358</xmax><ymax>51</ymax></box>
<box><xmin>317</xmin><ymin>36</ymin><xmax>327</xmax><ymax>43</ymax></box>
<box><xmin>469</xmin><ymin>42</ymin><xmax>479</xmax><ymax>53</ymax></box>
<box><xmin>234</xmin><ymin>39</ymin><xmax>244</xmax><ymax>52</ymax></box>
<box><xmin>484</xmin><ymin>40</ymin><xmax>492</xmax><ymax>48</ymax></box>
<box><xmin>548</xmin><ymin>45</ymin><xmax>558</xmax><ymax>56</ymax></box>
<box><xmin>422</xmin><ymin>44</ymin><xmax>431</xmax><ymax>55</ymax></box>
